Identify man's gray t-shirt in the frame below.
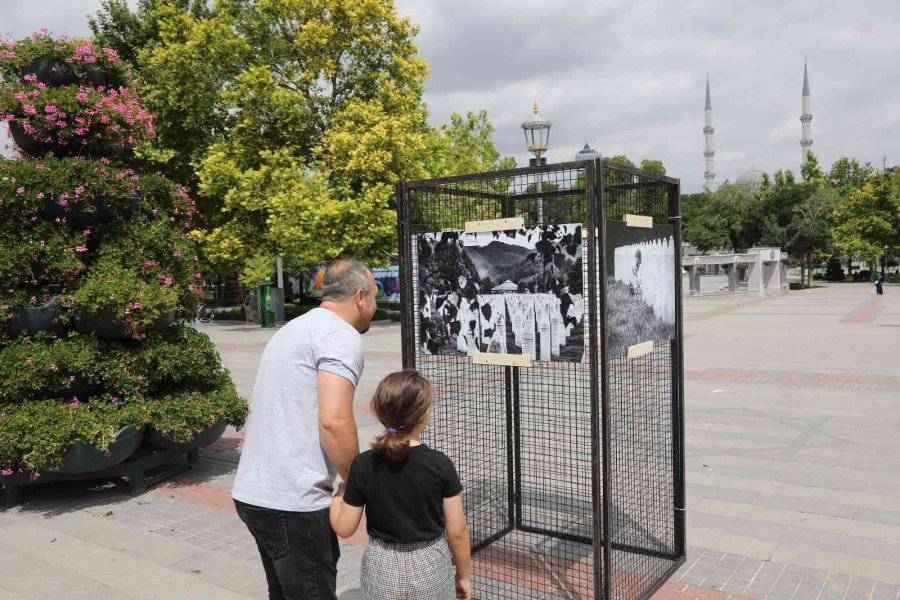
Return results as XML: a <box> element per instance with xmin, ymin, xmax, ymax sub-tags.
<box><xmin>232</xmin><ymin>308</ymin><xmax>364</xmax><ymax>512</ymax></box>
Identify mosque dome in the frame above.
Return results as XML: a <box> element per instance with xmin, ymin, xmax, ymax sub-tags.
<box><xmin>735</xmin><ymin>168</ymin><xmax>765</xmax><ymax>191</ymax></box>
<box><xmin>576</xmin><ymin>143</ymin><xmax>601</xmax><ymax>161</ymax></box>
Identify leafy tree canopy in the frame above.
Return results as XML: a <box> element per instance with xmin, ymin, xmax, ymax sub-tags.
<box><xmin>91</xmin><ymin>0</ymin><xmax>513</xmax><ymax>286</ymax></box>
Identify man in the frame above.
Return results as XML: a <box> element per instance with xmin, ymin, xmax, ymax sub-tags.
<box><xmin>232</xmin><ymin>259</ymin><xmax>378</xmax><ymax>600</ymax></box>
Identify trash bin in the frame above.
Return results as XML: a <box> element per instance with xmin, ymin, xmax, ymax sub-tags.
<box><xmin>258</xmin><ymin>277</ymin><xmax>275</xmax><ymax>328</ymax></box>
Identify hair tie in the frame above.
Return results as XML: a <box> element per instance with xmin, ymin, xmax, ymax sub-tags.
<box><xmin>386</xmin><ymin>427</ymin><xmax>398</xmax><ymax>434</ymax></box>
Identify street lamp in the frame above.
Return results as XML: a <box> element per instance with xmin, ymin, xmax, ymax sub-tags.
<box><xmin>521</xmin><ymin>101</ymin><xmax>552</xmax><ymax>223</ymax></box>
<box><xmin>521</xmin><ymin>101</ymin><xmax>551</xmax><ymax>167</ymax></box>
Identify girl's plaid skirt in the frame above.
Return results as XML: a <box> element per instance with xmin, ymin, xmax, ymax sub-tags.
<box><xmin>361</xmin><ymin>536</ymin><xmax>455</xmax><ymax>600</ymax></box>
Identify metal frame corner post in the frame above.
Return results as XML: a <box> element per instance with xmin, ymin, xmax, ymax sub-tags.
<box><xmin>670</xmin><ymin>181</ymin><xmax>687</xmax><ymax>559</ymax></box>
<box><xmin>396</xmin><ymin>181</ymin><xmax>414</xmax><ymax>369</ymax></box>
<box><xmin>586</xmin><ymin>158</ymin><xmax>612</xmax><ymax>600</ymax></box>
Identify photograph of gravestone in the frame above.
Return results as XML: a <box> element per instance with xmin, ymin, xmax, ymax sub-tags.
<box><xmin>417</xmin><ymin>224</ymin><xmax>584</xmax><ymax>363</ymax></box>
<box><xmin>605</xmin><ymin>220</ymin><xmax>677</xmax><ymax>356</ymax></box>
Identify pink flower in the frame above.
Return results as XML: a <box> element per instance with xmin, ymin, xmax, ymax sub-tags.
<box><xmin>69</xmin><ymin>398</ymin><xmax>80</xmax><ymax>407</ymax></box>
<box><xmin>1</xmin><ymin>469</ymin><xmax>12</xmax><ymax>477</ymax></box>
<box><xmin>15</xmin><ymin>187</ymin><xmax>23</xmax><ymax>194</ymax></box>
<box><xmin>74</xmin><ymin>186</ymin><xmax>85</xmax><ymax>197</ymax></box>
<box><xmin>75</xmin><ymin>246</ymin><xmax>87</xmax><ymax>253</ymax></box>
<box><xmin>131</xmin><ymin>302</ymin><xmax>142</xmax><ymax>309</ymax></box>
<box><xmin>83</xmin><ymin>229</ymin><xmax>91</xmax><ymax>236</ymax></box>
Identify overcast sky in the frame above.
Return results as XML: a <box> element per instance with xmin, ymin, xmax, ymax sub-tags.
<box><xmin>3</xmin><ymin>0</ymin><xmax>900</xmax><ymax>192</ymax></box>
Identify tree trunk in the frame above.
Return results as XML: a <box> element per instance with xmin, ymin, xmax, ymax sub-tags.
<box><xmin>807</xmin><ymin>253</ymin><xmax>813</xmax><ymax>287</ymax></box>
<box><xmin>799</xmin><ymin>262</ymin><xmax>805</xmax><ymax>289</ymax></box>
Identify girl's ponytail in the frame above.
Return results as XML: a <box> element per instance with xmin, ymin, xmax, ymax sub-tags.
<box><xmin>371</xmin><ymin>430</ymin><xmax>412</xmax><ymax>461</ymax></box>
<box><xmin>370</xmin><ymin>370</ymin><xmax>433</xmax><ymax>461</ymax></box>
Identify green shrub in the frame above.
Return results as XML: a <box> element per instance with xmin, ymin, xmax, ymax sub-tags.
<box><xmin>0</xmin><ymin>398</ymin><xmax>150</xmax><ymax>474</ymax></box>
<box><xmin>148</xmin><ymin>375</ymin><xmax>247</xmax><ymax>444</ymax></box>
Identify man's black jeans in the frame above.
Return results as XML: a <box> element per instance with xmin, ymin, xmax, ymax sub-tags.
<box><xmin>234</xmin><ymin>500</ymin><xmax>340</xmax><ymax>600</ymax></box>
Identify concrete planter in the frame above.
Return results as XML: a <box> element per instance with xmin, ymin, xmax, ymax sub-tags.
<box><xmin>146</xmin><ymin>420</ymin><xmax>227</xmax><ymax>451</ymax></box>
<box><xmin>58</xmin><ymin>425</ymin><xmax>144</xmax><ymax>474</ymax></box>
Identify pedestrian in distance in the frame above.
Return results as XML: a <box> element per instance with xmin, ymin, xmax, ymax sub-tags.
<box><xmin>875</xmin><ymin>272</ymin><xmax>884</xmax><ymax>295</ymax></box>
<box><xmin>232</xmin><ymin>259</ymin><xmax>378</xmax><ymax>600</ymax></box>
<box><xmin>330</xmin><ymin>370</ymin><xmax>472</xmax><ymax>600</ymax></box>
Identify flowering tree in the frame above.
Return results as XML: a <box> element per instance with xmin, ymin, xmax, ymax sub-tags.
<box><xmin>0</xmin><ymin>32</ymin><xmax>246</xmax><ymax>477</ymax></box>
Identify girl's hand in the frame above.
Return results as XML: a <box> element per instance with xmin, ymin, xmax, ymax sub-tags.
<box><xmin>455</xmin><ymin>574</ymin><xmax>472</xmax><ymax>599</ymax></box>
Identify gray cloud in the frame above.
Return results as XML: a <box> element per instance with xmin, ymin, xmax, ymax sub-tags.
<box><xmin>3</xmin><ymin>1</ymin><xmax>900</xmax><ymax>192</ymax></box>
<box><xmin>399</xmin><ymin>0</ymin><xmax>900</xmax><ymax>192</ymax></box>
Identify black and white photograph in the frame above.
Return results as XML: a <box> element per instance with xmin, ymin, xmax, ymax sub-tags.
<box><xmin>417</xmin><ymin>224</ymin><xmax>584</xmax><ymax>363</ymax></box>
<box><xmin>604</xmin><ymin>220</ymin><xmax>677</xmax><ymax>357</ymax></box>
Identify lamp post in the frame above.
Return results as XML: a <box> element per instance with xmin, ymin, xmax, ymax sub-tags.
<box><xmin>521</xmin><ymin>101</ymin><xmax>552</xmax><ymax>223</ymax></box>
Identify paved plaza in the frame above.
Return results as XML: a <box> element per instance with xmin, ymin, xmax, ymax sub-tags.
<box><xmin>1</xmin><ymin>283</ymin><xmax>898</xmax><ymax>600</ymax></box>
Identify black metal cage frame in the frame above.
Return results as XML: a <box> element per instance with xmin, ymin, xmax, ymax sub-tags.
<box><xmin>397</xmin><ymin>159</ymin><xmax>685</xmax><ymax>600</ymax></box>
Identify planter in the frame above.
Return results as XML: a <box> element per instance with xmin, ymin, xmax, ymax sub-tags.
<box><xmin>59</xmin><ymin>375</ymin><xmax>94</xmax><ymax>400</ymax></box>
<box><xmin>21</xmin><ymin>57</ymin><xmax>77</xmax><ymax>87</ymax></box>
<box><xmin>84</xmin><ymin>69</ymin><xmax>116</xmax><ymax>88</ymax></box>
<box><xmin>8</xmin><ymin>120</ymin><xmax>116</xmax><ymax>159</ymax></box>
<box><xmin>74</xmin><ymin>310</ymin><xmax>175</xmax><ymax>340</ymax></box>
<box><xmin>147</xmin><ymin>420</ymin><xmax>227</xmax><ymax>450</ymax></box>
<box><xmin>1</xmin><ymin>310</ymin><xmax>27</xmax><ymax>340</ymax></box>
<box><xmin>41</xmin><ymin>196</ymin><xmax>111</xmax><ymax>227</ymax></box>
<box><xmin>40</xmin><ymin>193</ymin><xmax>140</xmax><ymax>227</ymax></box>
<box><xmin>58</xmin><ymin>425</ymin><xmax>144</xmax><ymax>474</ymax></box>
<box><xmin>24</xmin><ymin>299</ymin><xmax>64</xmax><ymax>335</ymax></box>
<box><xmin>8</xmin><ymin>120</ymin><xmax>61</xmax><ymax>158</ymax></box>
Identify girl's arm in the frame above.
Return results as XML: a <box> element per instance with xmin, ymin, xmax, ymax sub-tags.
<box><xmin>330</xmin><ymin>483</ymin><xmax>364</xmax><ymax>539</ymax></box>
<box><xmin>443</xmin><ymin>494</ymin><xmax>471</xmax><ymax>599</ymax></box>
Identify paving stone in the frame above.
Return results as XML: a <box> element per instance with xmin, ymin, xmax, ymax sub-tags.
<box><xmin>6</xmin><ymin>288</ymin><xmax>900</xmax><ymax>599</ymax></box>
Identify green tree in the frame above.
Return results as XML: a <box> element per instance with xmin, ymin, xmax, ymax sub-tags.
<box><xmin>832</xmin><ymin>171</ymin><xmax>900</xmax><ymax>277</ymax></box>
<box><xmin>682</xmin><ymin>183</ymin><xmax>759</xmax><ymax>252</ymax></box>
<box><xmin>826</xmin><ymin>156</ymin><xmax>875</xmax><ymax>274</ymax></box>
<box><xmin>828</xmin><ymin>156</ymin><xmax>873</xmax><ymax>195</ymax></box>
<box><xmin>115</xmin><ymin>0</ymin><xmax>516</xmax><ymax>285</ymax></box>
<box><xmin>640</xmin><ymin>159</ymin><xmax>666</xmax><ymax>175</ymax></box>
<box><xmin>90</xmin><ymin>0</ymin><xmax>229</xmax><ymax>196</ymax></box>
<box><xmin>788</xmin><ymin>189</ymin><xmax>835</xmax><ymax>286</ymax></box>
<box><xmin>423</xmin><ymin>110</ymin><xmax>516</xmax><ymax>177</ymax></box>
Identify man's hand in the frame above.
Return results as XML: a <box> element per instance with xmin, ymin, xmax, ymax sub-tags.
<box><xmin>318</xmin><ymin>371</ymin><xmax>359</xmax><ymax>483</ymax></box>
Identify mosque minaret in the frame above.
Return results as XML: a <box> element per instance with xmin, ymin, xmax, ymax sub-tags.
<box><xmin>703</xmin><ymin>62</ymin><xmax>814</xmax><ymax>187</ymax></box>
<box><xmin>703</xmin><ymin>75</ymin><xmax>715</xmax><ymax>191</ymax></box>
<box><xmin>800</xmin><ymin>59</ymin><xmax>813</xmax><ymax>167</ymax></box>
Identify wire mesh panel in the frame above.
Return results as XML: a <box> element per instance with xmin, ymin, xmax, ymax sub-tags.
<box><xmin>397</xmin><ymin>159</ymin><xmax>684</xmax><ymax>600</ymax></box>
<box><xmin>599</xmin><ymin>161</ymin><xmax>685</xmax><ymax>600</ymax></box>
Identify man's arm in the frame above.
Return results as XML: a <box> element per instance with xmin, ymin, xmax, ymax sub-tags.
<box><xmin>318</xmin><ymin>370</ymin><xmax>359</xmax><ymax>482</ymax></box>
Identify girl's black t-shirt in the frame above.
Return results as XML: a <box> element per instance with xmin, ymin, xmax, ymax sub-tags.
<box><xmin>342</xmin><ymin>444</ymin><xmax>463</xmax><ymax>544</ymax></box>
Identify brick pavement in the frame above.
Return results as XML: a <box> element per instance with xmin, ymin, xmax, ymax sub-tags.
<box><xmin>1</xmin><ymin>283</ymin><xmax>899</xmax><ymax>599</ymax></box>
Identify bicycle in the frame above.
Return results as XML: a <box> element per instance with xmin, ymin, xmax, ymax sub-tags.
<box><xmin>195</xmin><ymin>303</ymin><xmax>215</xmax><ymax>324</ymax></box>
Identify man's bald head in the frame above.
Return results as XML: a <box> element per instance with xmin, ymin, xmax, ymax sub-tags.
<box><xmin>321</xmin><ymin>259</ymin><xmax>373</xmax><ymax>303</ymax></box>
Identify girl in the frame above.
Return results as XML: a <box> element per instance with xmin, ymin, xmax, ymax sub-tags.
<box><xmin>330</xmin><ymin>370</ymin><xmax>472</xmax><ymax>600</ymax></box>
